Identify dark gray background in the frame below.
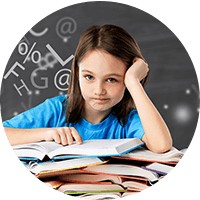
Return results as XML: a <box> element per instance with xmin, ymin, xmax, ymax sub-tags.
<box><xmin>0</xmin><ymin>1</ymin><xmax>199</xmax><ymax>150</ymax></box>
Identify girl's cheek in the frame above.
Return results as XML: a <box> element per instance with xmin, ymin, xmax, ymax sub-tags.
<box><xmin>111</xmin><ymin>86</ymin><xmax>125</xmax><ymax>97</ymax></box>
<box><xmin>80</xmin><ymin>81</ymin><xmax>92</xmax><ymax>93</ymax></box>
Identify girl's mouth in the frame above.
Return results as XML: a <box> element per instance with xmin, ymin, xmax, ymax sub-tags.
<box><xmin>94</xmin><ymin>98</ymin><xmax>109</xmax><ymax>102</ymax></box>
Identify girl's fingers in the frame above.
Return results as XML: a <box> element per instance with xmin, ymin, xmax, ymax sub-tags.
<box><xmin>59</xmin><ymin>129</ymin><xmax>68</xmax><ymax>145</ymax></box>
<box><xmin>52</xmin><ymin>131</ymin><xmax>61</xmax><ymax>144</ymax></box>
<box><xmin>70</xmin><ymin>127</ymin><xmax>82</xmax><ymax>145</ymax></box>
<box><xmin>48</xmin><ymin>127</ymin><xmax>82</xmax><ymax>146</ymax></box>
<box><xmin>66</xmin><ymin>129</ymin><xmax>74</xmax><ymax>145</ymax></box>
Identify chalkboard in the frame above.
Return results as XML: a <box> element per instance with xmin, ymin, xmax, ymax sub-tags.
<box><xmin>0</xmin><ymin>2</ymin><xmax>199</xmax><ymax>149</ymax></box>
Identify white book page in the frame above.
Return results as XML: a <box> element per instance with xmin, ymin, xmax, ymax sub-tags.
<box><xmin>13</xmin><ymin>141</ymin><xmax>62</xmax><ymax>155</ymax></box>
<box><xmin>146</xmin><ymin>163</ymin><xmax>173</xmax><ymax>174</ymax></box>
<box><xmin>124</xmin><ymin>146</ymin><xmax>183</xmax><ymax>159</ymax></box>
<box><xmin>30</xmin><ymin>157</ymin><xmax>104</xmax><ymax>175</ymax></box>
<box><xmin>48</xmin><ymin>139</ymin><xmax>138</xmax><ymax>158</ymax></box>
<box><xmin>83</xmin><ymin>164</ymin><xmax>158</xmax><ymax>182</ymax></box>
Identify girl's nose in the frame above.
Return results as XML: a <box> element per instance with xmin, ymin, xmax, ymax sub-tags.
<box><xmin>94</xmin><ymin>81</ymin><xmax>106</xmax><ymax>95</ymax></box>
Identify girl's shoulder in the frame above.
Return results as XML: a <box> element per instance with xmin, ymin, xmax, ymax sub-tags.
<box><xmin>48</xmin><ymin>94</ymin><xmax>67</xmax><ymax>103</ymax></box>
<box><xmin>124</xmin><ymin>109</ymin><xmax>144</xmax><ymax>140</ymax></box>
<box><xmin>129</xmin><ymin>108</ymin><xmax>138</xmax><ymax>114</ymax></box>
<box><xmin>42</xmin><ymin>95</ymin><xmax>68</xmax><ymax>115</ymax></box>
<box><xmin>127</xmin><ymin>109</ymin><xmax>138</xmax><ymax>118</ymax></box>
<box><xmin>125</xmin><ymin>109</ymin><xmax>141</xmax><ymax>125</ymax></box>
<box><xmin>3</xmin><ymin>95</ymin><xmax>68</xmax><ymax>128</ymax></box>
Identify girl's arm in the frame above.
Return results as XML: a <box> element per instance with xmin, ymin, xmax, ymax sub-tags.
<box><xmin>125</xmin><ymin>58</ymin><xmax>172</xmax><ymax>153</ymax></box>
<box><xmin>5</xmin><ymin>127</ymin><xmax>45</xmax><ymax>146</ymax></box>
<box><xmin>4</xmin><ymin>127</ymin><xmax>82</xmax><ymax>146</ymax></box>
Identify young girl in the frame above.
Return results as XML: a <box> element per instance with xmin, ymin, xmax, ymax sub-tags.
<box><xmin>3</xmin><ymin>25</ymin><xmax>172</xmax><ymax>153</ymax></box>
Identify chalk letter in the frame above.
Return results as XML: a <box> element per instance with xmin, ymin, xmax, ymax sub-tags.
<box><xmin>13</xmin><ymin>79</ymin><xmax>30</xmax><ymax>96</ymax></box>
<box><xmin>31</xmin><ymin>68</ymin><xmax>48</xmax><ymax>89</ymax></box>
<box><xmin>4</xmin><ymin>62</ymin><xmax>25</xmax><ymax>79</ymax></box>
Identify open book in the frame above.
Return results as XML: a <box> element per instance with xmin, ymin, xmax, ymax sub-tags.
<box><xmin>55</xmin><ymin>173</ymin><xmax>149</xmax><ymax>191</ymax></box>
<box><xmin>28</xmin><ymin>157</ymin><xmax>108</xmax><ymax>177</ymax></box>
<box><xmin>77</xmin><ymin>191</ymin><xmax>137</xmax><ymax>199</ymax></box>
<box><xmin>112</xmin><ymin>146</ymin><xmax>184</xmax><ymax>164</ymax></box>
<box><xmin>80</xmin><ymin>164</ymin><xmax>159</xmax><ymax>184</ymax></box>
<box><xmin>141</xmin><ymin>163</ymin><xmax>174</xmax><ymax>175</ymax></box>
<box><xmin>57</xmin><ymin>183</ymin><xmax>126</xmax><ymax>194</ymax></box>
<box><xmin>12</xmin><ymin>138</ymin><xmax>143</xmax><ymax>161</ymax></box>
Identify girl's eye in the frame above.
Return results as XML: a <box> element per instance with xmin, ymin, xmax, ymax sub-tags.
<box><xmin>85</xmin><ymin>75</ymin><xmax>94</xmax><ymax>80</ymax></box>
<box><xmin>107</xmin><ymin>78</ymin><xmax>117</xmax><ymax>83</ymax></box>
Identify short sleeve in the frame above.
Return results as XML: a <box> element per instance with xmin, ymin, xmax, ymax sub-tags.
<box><xmin>3</xmin><ymin>95</ymin><xmax>66</xmax><ymax>129</ymax></box>
<box><xmin>125</xmin><ymin>109</ymin><xmax>145</xmax><ymax>140</ymax></box>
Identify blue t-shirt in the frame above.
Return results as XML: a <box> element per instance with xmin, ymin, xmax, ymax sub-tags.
<box><xmin>3</xmin><ymin>95</ymin><xmax>145</xmax><ymax>141</ymax></box>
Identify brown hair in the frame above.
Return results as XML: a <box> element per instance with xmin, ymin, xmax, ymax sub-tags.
<box><xmin>66</xmin><ymin>24</ymin><xmax>149</xmax><ymax>126</ymax></box>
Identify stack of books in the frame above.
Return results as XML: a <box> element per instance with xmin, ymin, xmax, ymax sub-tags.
<box><xmin>12</xmin><ymin>138</ymin><xmax>184</xmax><ymax>199</ymax></box>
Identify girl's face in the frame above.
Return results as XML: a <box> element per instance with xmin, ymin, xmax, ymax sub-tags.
<box><xmin>78</xmin><ymin>49</ymin><xmax>127</xmax><ymax>115</ymax></box>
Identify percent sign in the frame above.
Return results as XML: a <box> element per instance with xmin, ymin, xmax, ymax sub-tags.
<box><xmin>18</xmin><ymin>42</ymin><xmax>41</xmax><ymax>64</ymax></box>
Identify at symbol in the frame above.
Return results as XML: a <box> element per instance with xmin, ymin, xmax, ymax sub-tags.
<box><xmin>56</xmin><ymin>17</ymin><xmax>77</xmax><ymax>42</ymax></box>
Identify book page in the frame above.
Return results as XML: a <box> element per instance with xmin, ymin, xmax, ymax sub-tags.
<box><xmin>30</xmin><ymin>157</ymin><xmax>107</xmax><ymax>175</ymax></box>
<box><xmin>38</xmin><ymin>141</ymin><xmax>63</xmax><ymax>154</ymax></box>
<box><xmin>48</xmin><ymin>138</ymin><xmax>141</xmax><ymax>158</ymax></box>
<box><xmin>82</xmin><ymin>164</ymin><xmax>159</xmax><ymax>182</ymax></box>
<box><xmin>123</xmin><ymin>146</ymin><xmax>183</xmax><ymax>159</ymax></box>
<box><xmin>12</xmin><ymin>141</ymin><xmax>62</xmax><ymax>154</ymax></box>
<box><xmin>145</xmin><ymin>163</ymin><xmax>173</xmax><ymax>174</ymax></box>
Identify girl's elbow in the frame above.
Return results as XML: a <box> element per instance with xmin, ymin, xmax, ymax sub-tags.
<box><xmin>157</xmin><ymin>144</ymin><xmax>172</xmax><ymax>154</ymax></box>
<box><xmin>143</xmin><ymin>133</ymin><xmax>173</xmax><ymax>154</ymax></box>
<box><xmin>154</xmin><ymin>139</ymin><xmax>173</xmax><ymax>154</ymax></box>
<box><xmin>155</xmin><ymin>131</ymin><xmax>173</xmax><ymax>153</ymax></box>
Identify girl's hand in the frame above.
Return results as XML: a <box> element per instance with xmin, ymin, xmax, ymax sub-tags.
<box><xmin>44</xmin><ymin>127</ymin><xmax>82</xmax><ymax>146</ymax></box>
<box><xmin>124</xmin><ymin>57</ymin><xmax>149</xmax><ymax>86</ymax></box>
